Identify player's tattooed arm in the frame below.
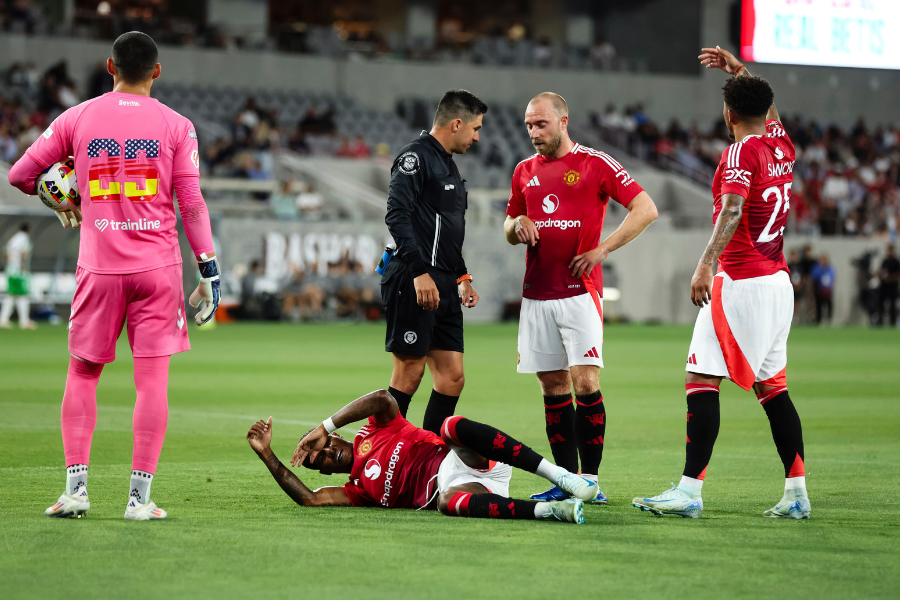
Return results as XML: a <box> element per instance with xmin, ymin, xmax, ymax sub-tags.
<box><xmin>291</xmin><ymin>390</ymin><xmax>399</xmax><ymax>467</ymax></box>
<box><xmin>692</xmin><ymin>193</ymin><xmax>745</xmax><ymax>307</ymax></box>
<box><xmin>329</xmin><ymin>389</ymin><xmax>400</xmax><ymax>427</ymax></box>
<box><xmin>247</xmin><ymin>417</ymin><xmax>352</xmax><ymax>507</ymax></box>
<box><xmin>766</xmin><ymin>104</ymin><xmax>780</xmax><ymax>123</ymax></box>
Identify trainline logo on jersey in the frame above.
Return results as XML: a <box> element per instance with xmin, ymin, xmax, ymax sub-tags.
<box><xmin>364</xmin><ymin>459</ymin><xmax>381</xmax><ymax>480</ymax></box>
<box><xmin>380</xmin><ymin>441</ymin><xmax>404</xmax><ymax>506</ymax></box>
<box><xmin>118</xmin><ymin>99</ymin><xmax>140</xmax><ymax>106</ymax></box>
<box><xmin>95</xmin><ymin>218</ymin><xmax>161</xmax><ymax>232</ymax></box>
<box><xmin>541</xmin><ymin>194</ymin><xmax>560</xmax><ymax>214</ymax></box>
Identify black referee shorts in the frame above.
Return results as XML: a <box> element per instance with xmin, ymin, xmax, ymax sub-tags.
<box><xmin>381</xmin><ymin>258</ymin><xmax>464</xmax><ymax>356</ymax></box>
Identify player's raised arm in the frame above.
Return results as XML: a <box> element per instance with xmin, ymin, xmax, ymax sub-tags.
<box><xmin>291</xmin><ymin>389</ymin><xmax>399</xmax><ymax>467</ymax></box>
<box><xmin>247</xmin><ymin>418</ymin><xmax>352</xmax><ymax>507</ymax></box>
<box><xmin>699</xmin><ymin>45</ymin><xmax>781</xmax><ymax>123</ymax></box>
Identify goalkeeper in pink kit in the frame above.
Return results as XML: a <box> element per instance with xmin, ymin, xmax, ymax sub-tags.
<box><xmin>8</xmin><ymin>32</ymin><xmax>219</xmax><ymax>520</ymax></box>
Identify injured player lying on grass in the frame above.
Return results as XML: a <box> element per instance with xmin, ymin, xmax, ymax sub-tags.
<box><xmin>246</xmin><ymin>389</ymin><xmax>598</xmax><ymax>523</ymax></box>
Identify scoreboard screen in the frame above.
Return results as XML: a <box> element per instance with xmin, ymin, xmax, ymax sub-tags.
<box><xmin>740</xmin><ymin>0</ymin><xmax>900</xmax><ymax>70</ymax></box>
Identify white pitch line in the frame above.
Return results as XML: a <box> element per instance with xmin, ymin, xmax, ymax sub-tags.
<box><xmin>0</xmin><ymin>402</ymin><xmax>357</xmax><ymax>432</ymax></box>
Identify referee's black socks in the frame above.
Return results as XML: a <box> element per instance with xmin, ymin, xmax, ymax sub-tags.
<box><xmin>388</xmin><ymin>386</ymin><xmax>413</xmax><ymax>418</ymax></box>
<box><xmin>423</xmin><ymin>390</ymin><xmax>459</xmax><ymax>435</ymax></box>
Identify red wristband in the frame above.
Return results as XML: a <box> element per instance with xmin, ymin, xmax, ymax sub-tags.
<box><xmin>734</xmin><ymin>64</ymin><xmax>745</xmax><ymax>75</ymax></box>
<box><xmin>456</xmin><ymin>274</ymin><xmax>472</xmax><ymax>284</ymax></box>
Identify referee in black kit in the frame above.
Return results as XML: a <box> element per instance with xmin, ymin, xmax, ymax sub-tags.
<box><xmin>381</xmin><ymin>89</ymin><xmax>487</xmax><ymax>434</ymax></box>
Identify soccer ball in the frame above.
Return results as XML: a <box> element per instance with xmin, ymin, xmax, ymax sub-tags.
<box><xmin>37</xmin><ymin>159</ymin><xmax>80</xmax><ymax>211</ymax></box>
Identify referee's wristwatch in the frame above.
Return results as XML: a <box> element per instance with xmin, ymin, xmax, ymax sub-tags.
<box><xmin>456</xmin><ymin>274</ymin><xmax>473</xmax><ymax>285</ymax></box>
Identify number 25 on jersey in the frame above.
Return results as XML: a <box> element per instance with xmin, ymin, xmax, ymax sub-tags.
<box><xmin>758</xmin><ymin>182</ymin><xmax>792</xmax><ymax>244</ymax></box>
<box><xmin>87</xmin><ymin>138</ymin><xmax>160</xmax><ymax>203</ymax></box>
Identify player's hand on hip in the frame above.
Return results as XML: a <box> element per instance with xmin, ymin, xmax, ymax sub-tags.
<box><xmin>569</xmin><ymin>246</ymin><xmax>609</xmax><ymax>279</ymax></box>
<box><xmin>514</xmin><ymin>215</ymin><xmax>540</xmax><ymax>246</ymax></box>
<box><xmin>414</xmin><ymin>273</ymin><xmax>440</xmax><ymax>311</ymax></box>
<box><xmin>247</xmin><ymin>416</ymin><xmax>273</xmax><ymax>456</ymax></box>
<box><xmin>698</xmin><ymin>45</ymin><xmax>743</xmax><ymax>74</ymax></box>
<box><xmin>189</xmin><ymin>254</ymin><xmax>220</xmax><ymax>325</ymax></box>
<box><xmin>292</xmin><ymin>423</ymin><xmax>328</xmax><ymax>467</ymax></box>
<box><xmin>458</xmin><ymin>280</ymin><xmax>479</xmax><ymax>308</ymax></box>
<box><xmin>691</xmin><ymin>263</ymin><xmax>715</xmax><ymax>307</ymax></box>
<box><xmin>55</xmin><ymin>207</ymin><xmax>82</xmax><ymax>229</ymax></box>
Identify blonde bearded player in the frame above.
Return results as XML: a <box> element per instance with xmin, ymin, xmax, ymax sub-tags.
<box><xmin>503</xmin><ymin>93</ymin><xmax>658</xmax><ymax>503</ymax></box>
<box><xmin>633</xmin><ymin>47</ymin><xmax>809</xmax><ymax>519</ymax></box>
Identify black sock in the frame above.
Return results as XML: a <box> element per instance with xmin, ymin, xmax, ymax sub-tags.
<box><xmin>544</xmin><ymin>394</ymin><xmax>578</xmax><ymax>473</ymax></box>
<box><xmin>449</xmin><ymin>417</ymin><xmax>543</xmax><ymax>473</ymax></box>
<box><xmin>574</xmin><ymin>391</ymin><xmax>605</xmax><ymax>476</ymax></box>
<box><xmin>388</xmin><ymin>386</ymin><xmax>413</xmax><ymax>418</ymax></box>
<box><xmin>423</xmin><ymin>390</ymin><xmax>459</xmax><ymax>435</ymax></box>
<box><xmin>683</xmin><ymin>387</ymin><xmax>720</xmax><ymax>479</ymax></box>
<box><xmin>466</xmin><ymin>493</ymin><xmax>537</xmax><ymax>520</ymax></box>
<box><xmin>761</xmin><ymin>390</ymin><xmax>805</xmax><ymax>478</ymax></box>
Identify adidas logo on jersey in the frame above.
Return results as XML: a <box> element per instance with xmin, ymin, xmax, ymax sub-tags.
<box><xmin>526</xmin><ymin>176</ymin><xmax>540</xmax><ymax>187</ymax></box>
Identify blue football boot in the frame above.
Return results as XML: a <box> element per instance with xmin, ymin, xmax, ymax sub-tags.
<box><xmin>529</xmin><ymin>485</ymin><xmax>569</xmax><ymax>502</ymax></box>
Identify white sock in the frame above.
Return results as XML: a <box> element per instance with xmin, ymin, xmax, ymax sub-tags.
<box><xmin>784</xmin><ymin>476</ymin><xmax>807</xmax><ymax>499</ymax></box>
<box><xmin>534</xmin><ymin>503</ymin><xmax>552</xmax><ymax>519</ymax></box>
<box><xmin>16</xmin><ymin>297</ymin><xmax>30</xmax><ymax>324</ymax></box>
<box><xmin>535</xmin><ymin>459</ymin><xmax>561</xmax><ymax>483</ymax></box>
<box><xmin>582</xmin><ymin>474</ymin><xmax>598</xmax><ymax>484</ymax></box>
<box><xmin>129</xmin><ymin>470</ymin><xmax>154</xmax><ymax>505</ymax></box>
<box><xmin>66</xmin><ymin>464</ymin><xmax>88</xmax><ymax>496</ymax></box>
<box><xmin>0</xmin><ymin>296</ymin><xmax>13</xmax><ymax>323</ymax></box>
<box><xmin>677</xmin><ymin>475</ymin><xmax>703</xmax><ymax>498</ymax></box>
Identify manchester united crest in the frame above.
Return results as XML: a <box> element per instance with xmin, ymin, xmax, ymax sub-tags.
<box><xmin>358</xmin><ymin>438</ymin><xmax>373</xmax><ymax>457</ymax></box>
<box><xmin>563</xmin><ymin>170</ymin><xmax>580</xmax><ymax>186</ymax></box>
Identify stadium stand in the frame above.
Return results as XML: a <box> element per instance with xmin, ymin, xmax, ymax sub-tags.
<box><xmin>589</xmin><ymin>105</ymin><xmax>900</xmax><ymax>238</ymax></box>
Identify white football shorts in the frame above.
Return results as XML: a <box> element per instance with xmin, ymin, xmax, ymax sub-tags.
<box><xmin>436</xmin><ymin>449</ymin><xmax>512</xmax><ymax>497</ymax></box>
<box><xmin>517</xmin><ymin>291</ymin><xmax>604</xmax><ymax>373</ymax></box>
<box><xmin>686</xmin><ymin>271</ymin><xmax>793</xmax><ymax>390</ymax></box>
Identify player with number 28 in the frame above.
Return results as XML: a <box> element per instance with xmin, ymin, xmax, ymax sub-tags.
<box><xmin>8</xmin><ymin>32</ymin><xmax>219</xmax><ymax>521</ymax></box>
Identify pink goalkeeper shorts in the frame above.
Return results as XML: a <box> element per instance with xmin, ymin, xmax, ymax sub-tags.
<box><xmin>68</xmin><ymin>264</ymin><xmax>191</xmax><ymax>363</ymax></box>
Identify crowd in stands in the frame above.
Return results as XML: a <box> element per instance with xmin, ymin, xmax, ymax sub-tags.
<box><xmin>1</xmin><ymin>1</ymin><xmax>633</xmax><ymax>74</ymax></box>
<box><xmin>237</xmin><ymin>254</ymin><xmax>382</xmax><ymax>322</ymax></box>
<box><xmin>787</xmin><ymin>242</ymin><xmax>899</xmax><ymax>327</ymax></box>
<box><xmin>592</xmin><ymin>106</ymin><xmax>900</xmax><ymax>238</ymax></box>
<box><xmin>0</xmin><ymin>61</ymin><xmax>111</xmax><ymax>165</ymax></box>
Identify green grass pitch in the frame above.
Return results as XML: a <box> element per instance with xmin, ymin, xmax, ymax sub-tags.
<box><xmin>1</xmin><ymin>323</ymin><xmax>899</xmax><ymax>599</ymax></box>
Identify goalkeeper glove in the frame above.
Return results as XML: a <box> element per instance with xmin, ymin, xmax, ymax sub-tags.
<box><xmin>189</xmin><ymin>253</ymin><xmax>220</xmax><ymax>325</ymax></box>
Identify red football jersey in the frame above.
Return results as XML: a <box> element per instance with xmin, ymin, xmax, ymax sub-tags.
<box><xmin>341</xmin><ymin>414</ymin><xmax>448</xmax><ymax>510</ymax></box>
<box><xmin>506</xmin><ymin>144</ymin><xmax>643</xmax><ymax>300</ymax></box>
<box><xmin>712</xmin><ymin>120</ymin><xmax>795</xmax><ymax>280</ymax></box>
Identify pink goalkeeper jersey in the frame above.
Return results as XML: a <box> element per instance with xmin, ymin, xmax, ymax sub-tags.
<box><xmin>26</xmin><ymin>92</ymin><xmax>201</xmax><ymax>275</ymax></box>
